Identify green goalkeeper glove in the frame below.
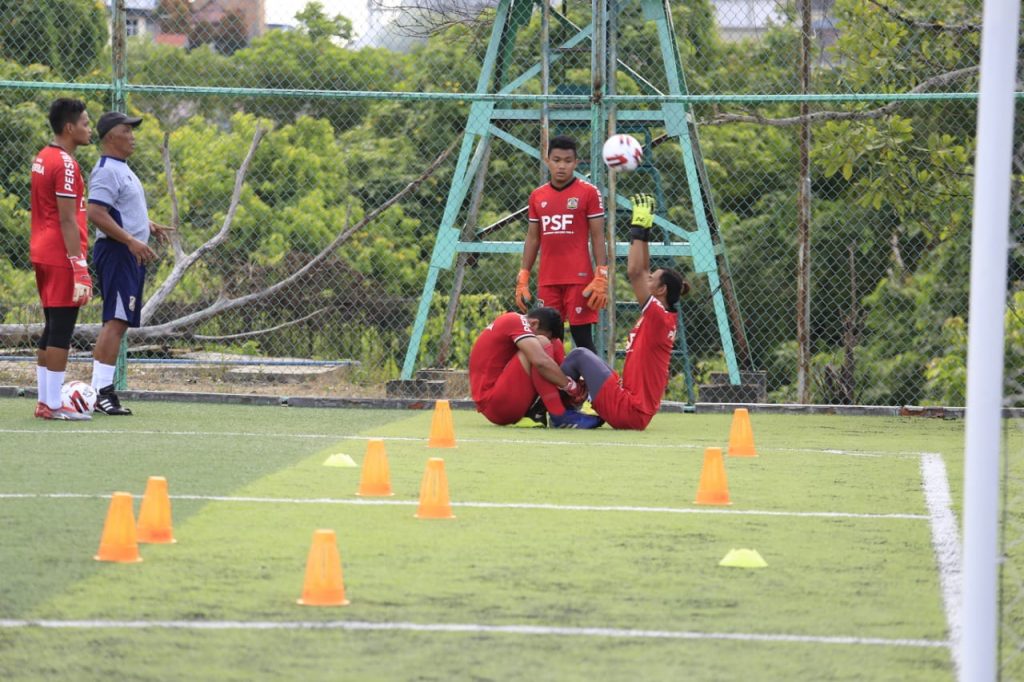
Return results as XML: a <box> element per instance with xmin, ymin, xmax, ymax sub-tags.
<box><xmin>630</xmin><ymin>194</ymin><xmax>654</xmax><ymax>242</ymax></box>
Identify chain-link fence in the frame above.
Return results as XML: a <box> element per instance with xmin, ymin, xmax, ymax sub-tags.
<box><xmin>0</xmin><ymin>0</ymin><xmax>1017</xmax><ymax>408</ymax></box>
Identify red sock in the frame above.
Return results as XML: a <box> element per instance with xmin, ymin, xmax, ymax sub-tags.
<box><xmin>531</xmin><ymin>344</ymin><xmax>565</xmax><ymax>416</ymax></box>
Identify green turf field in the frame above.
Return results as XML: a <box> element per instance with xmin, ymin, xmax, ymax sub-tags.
<box><xmin>0</xmin><ymin>396</ymin><xmax>973</xmax><ymax>680</ymax></box>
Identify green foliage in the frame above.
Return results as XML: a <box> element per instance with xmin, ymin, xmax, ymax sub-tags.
<box><xmin>416</xmin><ymin>292</ymin><xmax>506</xmax><ymax>369</ymax></box>
<box><xmin>0</xmin><ymin>0</ymin><xmax>107</xmax><ymax>80</ymax></box>
<box><xmin>924</xmin><ymin>291</ymin><xmax>1024</xmax><ymax>407</ymax></box>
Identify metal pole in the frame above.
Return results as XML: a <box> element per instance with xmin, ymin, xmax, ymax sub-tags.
<box><xmin>603</xmin><ymin>0</ymin><xmax>618</xmax><ymax>364</ymax></box>
<box><xmin>111</xmin><ymin>0</ymin><xmax>128</xmax><ymax>390</ymax></box>
<box><xmin>540</xmin><ymin>0</ymin><xmax>551</xmax><ymax>184</ymax></box>
<box><xmin>961</xmin><ymin>0</ymin><xmax>1021</xmax><ymax>677</ymax></box>
<box><xmin>112</xmin><ymin>0</ymin><xmax>127</xmax><ymax>113</ymax></box>
<box><xmin>795</xmin><ymin>0</ymin><xmax>812</xmax><ymax>404</ymax></box>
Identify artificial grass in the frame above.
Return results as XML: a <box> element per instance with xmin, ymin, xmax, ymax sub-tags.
<box><xmin>0</xmin><ymin>397</ymin><xmax>966</xmax><ymax>680</ymax></box>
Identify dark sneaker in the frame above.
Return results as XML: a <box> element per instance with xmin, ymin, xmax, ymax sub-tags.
<box><xmin>550</xmin><ymin>408</ymin><xmax>603</xmax><ymax>429</ymax></box>
<box><xmin>95</xmin><ymin>385</ymin><xmax>133</xmax><ymax>416</ymax></box>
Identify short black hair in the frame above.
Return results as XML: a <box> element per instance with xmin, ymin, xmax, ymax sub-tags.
<box><xmin>48</xmin><ymin>98</ymin><xmax>87</xmax><ymax>136</ymax></box>
<box><xmin>527</xmin><ymin>306</ymin><xmax>564</xmax><ymax>341</ymax></box>
<box><xmin>659</xmin><ymin>268</ymin><xmax>688</xmax><ymax>313</ymax></box>
<box><xmin>548</xmin><ymin>135</ymin><xmax>577</xmax><ymax>157</ymax></box>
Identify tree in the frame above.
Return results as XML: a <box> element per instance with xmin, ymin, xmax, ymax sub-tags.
<box><xmin>294</xmin><ymin>1</ymin><xmax>353</xmax><ymax>44</ymax></box>
<box><xmin>156</xmin><ymin>0</ymin><xmax>192</xmax><ymax>35</ymax></box>
<box><xmin>0</xmin><ymin>0</ymin><xmax>107</xmax><ymax>80</ymax></box>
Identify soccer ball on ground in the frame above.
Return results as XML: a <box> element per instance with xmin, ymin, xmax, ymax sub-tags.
<box><xmin>602</xmin><ymin>134</ymin><xmax>644</xmax><ymax>171</ymax></box>
<box><xmin>61</xmin><ymin>380</ymin><xmax>98</xmax><ymax>414</ymax></box>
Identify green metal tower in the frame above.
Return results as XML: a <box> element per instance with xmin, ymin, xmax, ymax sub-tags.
<box><xmin>400</xmin><ymin>0</ymin><xmax>751</xmax><ymax>395</ymax></box>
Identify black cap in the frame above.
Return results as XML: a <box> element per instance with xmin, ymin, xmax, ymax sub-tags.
<box><xmin>97</xmin><ymin>111</ymin><xmax>143</xmax><ymax>139</ymax></box>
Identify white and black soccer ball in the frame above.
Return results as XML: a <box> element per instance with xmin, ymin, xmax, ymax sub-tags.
<box><xmin>602</xmin><ymin>134</ymin><xmax>644</xmax><ymax>171</ymax></box>
<box><xmin>61</xmin><ymin>380</ymin><xmax>98</xmax><ymax>414</ymax></box>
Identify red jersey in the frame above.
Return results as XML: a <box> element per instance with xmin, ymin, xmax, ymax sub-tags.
<box><xmin>528</xmin><ymin>178</ymin><xmax>604</xmax><ymax>286</ymax></box>
<box><xmin>30</xmin><ymin>145</ymin><xmax>87</xmax><ymax>267</ymax></box>
<box><xmin>469</xmin><ymin>312</ymin><xmax>535</xmax><ymax>403</ymax></box>
<box><xmin>620</xmin><ymin>296</ymin><xmax>677</xmax><ymax>415</ymax></box>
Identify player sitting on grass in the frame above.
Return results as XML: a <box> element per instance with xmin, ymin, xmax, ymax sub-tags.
<box><xmin>468</xmin><ymin>307</ymin><xmax>601</xmax><ymax>429</ymax></box>
<box><xmin>561</xmin><ymin>195</ymin><xmax>688</xmax><ymax>430</ymax></box>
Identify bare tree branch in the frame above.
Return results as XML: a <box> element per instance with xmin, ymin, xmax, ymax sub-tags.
<box><xmin>368</xmin><ymin>0</ymin><xmax>497</xmax><ymax>38</ymax></box>
<box><xmin>191</xmin><ymin>306</ymin><xmax>332</xmax><ymax>341</ymax></box>
<box><xmin>701</xmin><ymin>66</ymin><xmax>979</xmax><ymax>127</ymax></box>
<box><xmin>161</xmin><ymin>131</ymin><xmax>184</xmax><ymax>262</ymax></box>
<box><xmin>129</xmin><ymin>140</ymin><xmax>456</xmax><ymax>339</ymax></box>
<box><xmin>141</xmin><ymin>124</ymin><xmax>269</xmax><ymax>325</ymax></box>
<box><xmin>0</xmin><ymin>141</ymin><xmax>455</xmax><ymax>345</ymax></box>
<box><xmin>865</xmin><ymin>0</ymin><xmax>980</xmax><ymax>35</ymax></box>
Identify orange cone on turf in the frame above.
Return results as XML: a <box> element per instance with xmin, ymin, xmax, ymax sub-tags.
<box><xmin>137</xmin><ymin>476</ymin><xmax>176</xmax><ymax>544</ymax></box>
<box><xmin>427</xmin><ymin>399</ymin><xmax>456</xmax><ymax>448</ymax></box>
<box><xmin>297</xmin><ymin>529</ymin><xmax>350</xmax><ymax>606</ymax></box>
<box><xmin>727</xmin><ymin>408</ymin><xmax>757</xmax><ymax>457</ymax></box>
<box><xmin>415</xmin><ymin>458</ymin><xmax>455</xmax><ymax>519</ymax></box>
<box><xmin>356</xmin><ymin>439</ymin><xmax>393</xmax><ymax>496</ymax></box>
<box><xmin>694</xmin><ymin>447</ymin><xmax>731</xmax><ymax>506</ymax></box>
<box><xmin>94</xmin><ymin>492</ymin><xmax>143</xmax><ymax>562</ymax></box>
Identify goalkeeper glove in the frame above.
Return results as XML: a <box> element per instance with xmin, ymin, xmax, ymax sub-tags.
<box><xmin>514</xmin><ymin>268</ymin><xmax>532</xmax><ymax>312</ymax></box>
<box><xmin>68</xmin><ymin>255</ymin><xmax>92</xmax><ymax>305</ymax></box>
<box><xmin>629</xmin><ymin>193</ymin><xmax>655</xmax><ymax>242</ymax></box>
<box><xmin>582</xmin><ymin>265</ymin><xmax>609</xmax><ymax>310</ymax></box>
<box><xmin>562</xmin><ymin>377</ymin><xmax>588</xmax><ymax>408</ymax></box>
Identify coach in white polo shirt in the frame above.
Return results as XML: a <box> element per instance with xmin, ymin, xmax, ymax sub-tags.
<box><xmin>86</xmin><ymin>111</ymin><xmax>173</xmax><ymax>415</ymax></box>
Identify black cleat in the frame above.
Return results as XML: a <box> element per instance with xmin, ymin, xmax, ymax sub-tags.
<box><xmin>95</xmin><ymin>385</ymin><xmax>133</xmax><ymax>416</ymax></box>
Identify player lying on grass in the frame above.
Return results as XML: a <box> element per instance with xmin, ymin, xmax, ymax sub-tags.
<box><xmin>468</xmin><ymin>307</ymin><xmax>602</xmax><ymax>429</ymax></box>
<box><xmin>560</xmin><ymin>195</ymin><xmax>688</xmax><ymax>430</ymax></box>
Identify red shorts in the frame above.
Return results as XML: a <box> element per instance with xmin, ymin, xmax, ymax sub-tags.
<box><xmin>476</xmin><ymin>355</ymin><xmax>536</xmax><ymax>426</ymax></box>
<box><xmin>34</xmin><ymin>262</ymin><xmax>80</xmax><ymax>308</ymax></box>
<box><xmin>592</xmin><ymin>372</ymin><xmax>655</xmax><ymax>430</ymax></box>
<box><xmin>537</xmin><ymin>282</ymin><xmax>598</xmax><ymax>326</ymax></box>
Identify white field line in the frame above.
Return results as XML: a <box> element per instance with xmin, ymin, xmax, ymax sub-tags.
<box><xmin>0</xmin><ymin>492</ymin><xmax>927</xmax><ymax>521</ymax></box>
<box><xmin>0</xmin><ymin>428</ymin><xmax>921</xmax><ymax>458</ymax></box>
<box><xmin>0</xmin><ymin>618</ymin><xmax>949</xmax><ymax>648</ymax></box>
<box><xmin>920</xmin><ymin>452</ymin><xmax>963</xmax><ymax>675</ymax></box>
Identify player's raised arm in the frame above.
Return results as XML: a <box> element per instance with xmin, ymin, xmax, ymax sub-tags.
<box><xmin>627</xmin><ymin>194</ymin><xmax>654</xmax><ymax>305</ymax></box>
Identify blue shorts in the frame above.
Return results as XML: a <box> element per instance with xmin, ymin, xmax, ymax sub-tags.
<box><xmin>93</xmin><ymin>238</ymin><xmax>146</xmax><ymax>327</ymax></box>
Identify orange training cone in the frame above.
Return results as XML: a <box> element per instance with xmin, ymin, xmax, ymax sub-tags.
<box><xmin>694</xmin><ymin>447</ymin><xmax>731</xmax><ymax>506</ymax></box>
<box><xmin>356</xmin><ymin>439</ymin><xmax>393</xmax><ymax>496</ymax></box>
<box><xmin>297</xmin><ymin>529</ymin><xmax>350</xmax><ymax>606</ymax></box>
<box><xmin>727</xmin><ymin>408</ymin><xmax>757</xmax><ymax>457</ymax></box>
<box><xmin>137</xmin><ymin>476</ymin><xmax>176</xmax><ymax>544</ymax></box>
<box><xmin>94</xmin><ymin>492</ymin><xmax>143</xmax><ymax>562</ymax></box>
<box><xmin>415</xmin><ymin>458</ymin><xmax>455</xmax><ymax>519</ymax></box>
<box><xmin>427</xmin><ymin>399</ymin><xmax>457</xmax><ymax>448</ymax></box>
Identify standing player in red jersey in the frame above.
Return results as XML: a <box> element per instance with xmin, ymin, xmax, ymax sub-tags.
<box><xmin>515</xmin><ymin>135</ymin><xmax>608</xmax><ymax>353</ymax></box>
<box><xmin>30</xmin><ymin>98</ymin><xmax>94</xmax><ymax>420</ymax></box>
<box><xmin>469</xmin><ymin>307</ymin><xmax>601</xmax><ymax>429</ymax></box>
<box><xmin>559</xmin><ymin>195</ymin><xmax>688</xmax><ymax>430</ymax></box>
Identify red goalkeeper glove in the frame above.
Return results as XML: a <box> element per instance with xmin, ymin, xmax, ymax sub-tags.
<box><xmin>68</xmin><ymin>255</ymin><xmax>92</xmax><ymax>305</ymax></box>
<box><xmin>582</xmin><ymin>265</ymin><xmax>609</xmax><ymax>310</ymax></box>
<box><xmin>562</xmin><ymin>377</ymin><xmax>588</xmax><ymax>408</ymax></box>
<box><xmin>514</xmin><ymin>268</ymin><xmax>532</xmax><ymax>312</ymax></box>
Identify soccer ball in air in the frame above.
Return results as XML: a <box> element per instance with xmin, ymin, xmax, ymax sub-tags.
<box><xmin>602</xmin><ymin>134</ymin><xmax>644</xmax><ymax>171</ymax></box>
<box><xmin>61</xmin><ymin>380</ymin><xmax>98</xmax><ymax>414</ymax></box>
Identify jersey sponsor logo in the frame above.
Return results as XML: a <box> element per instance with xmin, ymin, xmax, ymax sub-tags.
<box><xmin>32</xmin><ymin>160</ymin><xmax>45</xmax><ymax>175</ymax></box>
<box><xmin>541</xmin><ymin>214</ymin><xmax>575</xmax><ymax>232</ymax></box>
<box><xmin>567</xmin><ymin>197</ymin><xmax>579</xmax><ymax>210</ymax></box>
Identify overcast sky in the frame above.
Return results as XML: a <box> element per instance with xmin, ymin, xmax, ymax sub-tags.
<box><xmin>264</xmin><ymin>1</ymin><xmax>371</xmax><ymax>30</ymax></box>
